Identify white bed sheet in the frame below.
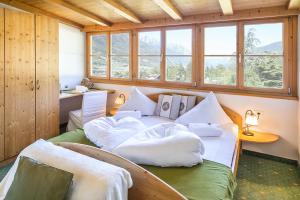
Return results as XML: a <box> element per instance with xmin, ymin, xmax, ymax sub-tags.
<box><xmin>139</xmin><ymin>116</ymin><xmax>173</xmax><ymax>127</ymax></box>
<box><xmin>139</xmin><ymin>116</ymin><xmax>237</xmax><ymax>168</ymax></box>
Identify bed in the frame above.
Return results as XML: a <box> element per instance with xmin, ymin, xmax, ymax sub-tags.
<box><xmin>50</xmin><ymin>93</ymin><xmax>242</xmax><ymax>200</ymax></box>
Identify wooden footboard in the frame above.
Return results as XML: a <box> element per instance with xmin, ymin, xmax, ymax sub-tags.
<box><xmin>57</xmin><ymin>142</ymin><xmax>187</xmax><ymax>200</ymax></box>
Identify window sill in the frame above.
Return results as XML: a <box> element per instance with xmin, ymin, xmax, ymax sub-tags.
<box><xmin>89</xmin><ymin>78</ymin><xmax>298</xmax><ymax>100</ymax></box>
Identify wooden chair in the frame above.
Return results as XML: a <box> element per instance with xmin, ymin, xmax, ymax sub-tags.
<box><xmin>67</xmin><ymin>91</ymin><xmax>107</xmax><ymax>131</ymax></box>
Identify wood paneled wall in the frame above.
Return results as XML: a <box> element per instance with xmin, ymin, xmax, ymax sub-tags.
<box><xmin>36</xmin><ymin>15</ymin><xmax>59</xmax><ymax>140</ymax></box>
<box><xmin>0</xmin><ymin>9</ymin><xmax>4</xmax><ymax>161</ymax></box>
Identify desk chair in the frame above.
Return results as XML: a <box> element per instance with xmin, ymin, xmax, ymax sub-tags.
<box><xmin>67</xmin><ymin>91</ymin><xmax>107</xmax><ymax>131</ymax></box>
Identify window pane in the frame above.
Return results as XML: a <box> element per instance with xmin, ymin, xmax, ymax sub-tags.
<box><xmin>111</xmin><ymin>33</ymin><xmax>129</xmax><ymax>55</ymax></box>
<box><xmin>166</xmin><ymin>56</ymin><xmax>192</xmax><ymax>82</ymax></box>
<box><xmin>110</xmin><ymin>33</ymin><xmax>130</xmax><ymax>79</ymax></box>
<box><xmin>205</xmin><ymin>26</ymin><xmax>237</xmax><ymax>55</ymax></box>
<box><xmin>244</xmin><ymin>56</ymin><xmax>283</xmax><ymax>89</ymax></box>
<box><xmin>204</xmin><ymin>56</ymin><xmax>236</xmax><ymax>85</ymax></box>
<box><xmin>244</xmin><ymin>23</ymin><xmax>283</xmax><ymax>55</ymax></box>
<box><xmin>111</xmin><ymin>56</ymin><xmax>129</xmax><ymax>79</ymax></box>
<box><xmin>138</xmin><ymin>56</ymin><xmax>160</xmax><ymax>80</ymax></box>
<box><xmin>91</xmin><ymin>55</ymin><xmax>107</xmax><ymax>77</ymax></box>
<box><xmin>138</xmin><ymin>31</ymin><xmax>161</xmax><ymax>55</ymax></box>
<box><xmin>166</xmin><ymin>29</ymin><xmax>192</xmax><ymax>55</ymax></box>
<box><xmin>91</xmin><ymin>34</ymin><xmax>106</xmax><ymax>55</ymax></box>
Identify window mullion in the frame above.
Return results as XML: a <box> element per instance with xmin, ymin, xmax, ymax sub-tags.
<box><xmin>198</xmin><ymin>24</ymin><xmax>204</xmax><ymax>88</ymax></box>
<box><xmin>237</xmin><ymin>22</ymin><xmax>244</xmax><ymax>90</ymax></box>
<box><xmin>161</xmin><ymin>28</ymin><xmax>166</xmax><ymax>82</ymax></box>
<box><xmin>107</xmin><ymin>32</ymin><xmax>111</xmax><ymax>80</ymax></box>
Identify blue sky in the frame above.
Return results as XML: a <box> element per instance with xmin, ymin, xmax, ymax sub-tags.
<box><xmin>166</xmin><ymin>29</ymin><xmax>192</xmax><ymax>55</ymax></box>
<box><xmin>139</xmin><ymin>23</ymin><xmax>282</xmax><ymax>55</ymax></box>
<box><xmin>244</xmin><ymin>23</ymin><xmax>282</xmax><ymax>47</ymax></box>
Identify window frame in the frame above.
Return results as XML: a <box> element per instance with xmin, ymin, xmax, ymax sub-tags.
<box><xmin>164</xmin><ymin>25</ymin><xmax>196</xmax><ymax>85</ymax></box>
<box><xmin>240</xmin><ymin>18</ymin><xmax>289</xmax><ymax>94</ymax></box>
<box><xmin>86</xmin><ymin>16</ymin><xmax>297</xmax><ymax>99</ymax></box>
<box><xmin>200</xmin><ymin>22</ymin><xmax>239</xmax><ymax>89</ymax></box>
<box><xmin>109</xmin><ymin>31</ymin><xmax>132</xmax><ymax>81</ymax></box>
<box><xmin>134</xmin><ymin>28</ymin><xmax>163</xmax><ymax>83</ymax></box>
<box><xmin>87</xmin><ymin>32</ymin><xmax>110</xmax><ymax>79</ymax></box>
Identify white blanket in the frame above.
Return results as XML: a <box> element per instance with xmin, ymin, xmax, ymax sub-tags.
<box><xmin>0</xmin><ymin>140</ymin><xmax>133</xmax><ymax>200</ymax></box>
<box><xmin>84</xmin><ymin>117</ymin><xmax>146</xmax><ymax>151</ymax></box>
<box><xmin>113</xmin><ymin>123</ymin><xmax>205</xmax><ymax>167</ymax></box>
<box><xmin>114</xmin><ymin>111</ymin><xmax>142</xmax><ymax>120</ymax></box>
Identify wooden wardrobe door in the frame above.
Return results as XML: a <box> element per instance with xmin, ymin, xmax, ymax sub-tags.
<box><xmin>36</xmin><ymin>15</ymin><xmax>59</xmax><ymax>140</ymax></box>
<box><xmin>5</xmin><ymin>9</ymin><xmax>35</xmax><ymax>158</ymax></box>
<box><xmin>0</xmin><ymin>9</ymin><xmax>4</xmax><ymax>161</ymax></box>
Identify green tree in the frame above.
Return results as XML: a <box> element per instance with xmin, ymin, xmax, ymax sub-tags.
<box><xmin>244</xmin><ymin>28</ymin><xmax>283</xmax><ymax>88</ymax></box>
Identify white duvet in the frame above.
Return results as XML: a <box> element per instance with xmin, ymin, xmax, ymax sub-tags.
<box><xmin>84</xmin><ymin>117</ymin><xmax>146</xmax><ymax>151</ymax></box>
<box><xmin>113</xmin><ymin>123</ymin><xmax>205</xmax><ymax>167</ymax></box>
<box><xmin>0</xmin><ymin>140</ymin><xmax>133</xmax><ymax>200</ymax></box>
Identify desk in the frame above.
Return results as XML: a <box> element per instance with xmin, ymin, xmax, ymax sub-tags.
<box><xmin>59</xmin><ymin>89</ymin><xmax>115</xmax><ymax>100</ymax></box>
<box><xmin>59</xmin><ymin>89</ymin><xmax>115</xmax><ymax>125</ymax></box>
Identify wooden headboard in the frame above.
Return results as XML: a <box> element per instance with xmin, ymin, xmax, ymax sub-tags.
<box><xmin>147</xmin><ymin>92</ymin><xmax>243</xmax><ymax>132</ymax></box>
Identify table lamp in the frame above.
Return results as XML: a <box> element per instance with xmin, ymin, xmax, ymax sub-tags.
<box><xmin>115</xmin><ymin>93</ymin><xmax>126</xmax><ymax>106</ymax></box>
<box><xmin>244</xmin><ymin>110</ymin><xmax>260</xmax><ymax>136</ymax></box>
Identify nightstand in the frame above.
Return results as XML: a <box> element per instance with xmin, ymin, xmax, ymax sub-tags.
<box><xmin>239</xmin><ymin>130</ymin><xmax>279</xmax><ymax>155</ymax></box>
<box><xmin>240</xmin><ymin>130</ymin><xmax>280</xmax><ymax>143</ymax></box>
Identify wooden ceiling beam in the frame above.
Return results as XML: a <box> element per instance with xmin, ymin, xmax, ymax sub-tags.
<box><xmin>83</xmin><ymin>6</ymin><xmax>300</xmax><ymax>32</ymax></box>
<box><xmin>45</xmin><ymin>0</ymin><xmax>111</xmax><ymax>26</ymax></box>
<box><xmin>218</xmin><ymin>0</ymin><xmax>233</xmax><ymax>15</ymax></box>
<box><xmin>288</xmin><ymin>0</ymin><xmax>300</xmax><ymax>9</ymax></box>
<box><xmin>0</xmin><ymin>0</ymin><xmax>84</xmax><ymax>29</ymax></box>
<box><xmin>152</xmin><ymin>0</ymin><xmax>182</xmax><ymax>20</ymax></box>
<box><xmin>97</xmin><ymin>0</ymin><xmax>141</xmax><ymax>23</ymax></box>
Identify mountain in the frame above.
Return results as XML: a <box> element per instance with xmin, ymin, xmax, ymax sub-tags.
<box><xmin>254</xmin><ymin>41</ymin><xmax>282</xmax><ymax>54</ymax></box>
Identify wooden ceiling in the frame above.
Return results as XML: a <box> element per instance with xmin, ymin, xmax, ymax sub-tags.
<box><xmin>0</xmin><ymin>0</ymin><xmax>299</xmax><ymax>30</ymax></box>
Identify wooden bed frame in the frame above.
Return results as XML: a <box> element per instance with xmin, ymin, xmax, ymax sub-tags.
<box><xmin>59</xmin><ymin>92</ymin><xmax>243</xmax><ymax>200</ymax></box>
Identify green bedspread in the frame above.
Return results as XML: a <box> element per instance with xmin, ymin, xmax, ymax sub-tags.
<box><xmin>143</xmin><ymin>162</ymin><xmax>236</xmax><ymax>200</ymax></box>
<box><xmin>49</xmin><ymin>129</ymin><xmax>237</xmax><ymax>200</ymax></box>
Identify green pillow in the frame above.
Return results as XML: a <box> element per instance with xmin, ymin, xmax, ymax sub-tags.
<box><xmin>5</xmin><ymin>156</ymin><xmax>73</xmax><ymax>200</ymax></box>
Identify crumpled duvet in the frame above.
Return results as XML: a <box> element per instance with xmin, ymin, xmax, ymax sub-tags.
<box><xmin>112</xmin><ymin>122</ymin><xmax>205</xmax><ymax>167</ymax></box>
<box><xmin>84</xmin><ymin>116</ymin><xmax>146</xmax><ymax>151</ymax></box>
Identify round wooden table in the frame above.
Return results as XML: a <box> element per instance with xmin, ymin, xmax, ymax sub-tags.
<box><xmin>240</xmin><ymin>130</ymin><xmax>280</xmax><ymax>143</ymax></box>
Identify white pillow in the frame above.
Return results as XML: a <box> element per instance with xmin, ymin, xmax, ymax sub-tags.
<box><xmin>114</xmin><ymin>111</ymin><xmax>142</xmax><ymax>120</ymax></box>
<box><xmin>155</xmin><ymin>94</ymin><xmax>181</xmax><ymax>120</ymax></box>
<box><xmin>118</xmin><ymin>88</ymin><xmax>157</xmax><ymax>116</ymax></box>
<box><xmin>175</xmin><ymin>92</ymin><xmax>233</xmax><ymax>125</ymax></box>
<box><xmin>188</xmin><ymin>123</ymin><xmax>223</xmax><ymax>137</ymax></box>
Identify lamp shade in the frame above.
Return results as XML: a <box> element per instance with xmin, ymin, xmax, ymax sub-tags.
<box><xmin>245</xmin><ymin>114</ymin><xmax>258</xmax><ymax>126</ymax></box>
<box><xmin>115</xmin><ymin>94</ymin><xmax>125</xmax><ymax>105</ymax></box>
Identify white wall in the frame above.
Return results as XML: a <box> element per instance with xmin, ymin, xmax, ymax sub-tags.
<box><xmin>95</xmin><ymin>83</ymin><xmax>299</xmax><ymax>160</ymax></box>
<box><xmin>59</xmin><ymin>23</ymin><xmax>85</xmax><ymax>90</ymax></box>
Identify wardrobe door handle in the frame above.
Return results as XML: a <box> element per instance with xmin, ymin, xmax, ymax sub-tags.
<box><xmin>36</xmin><ymin>80</ymin><xmax>40</xmax><ymax>90</ymax></box>
<box><xmin>28</xmin><ymin>80</ymin><xmax>34</xmax><ymax>91</ymax></box>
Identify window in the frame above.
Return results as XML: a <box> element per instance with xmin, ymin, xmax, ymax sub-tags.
<box><xmin>86</xmin><ymin>17</ymin><xmax>296</xmax><ymax>98</ymax></box>
<box><xmin>166</xmin><ymin>29</ymin><xmax>192</xmax><ymax>83</ymax></box>
<box><xmin>90</xmin><ymin>34</ymin><xmax>108</xmax><ymax>78</ymax></box>
<box><xmin>138</xmin><ymin>31</ymin><xmax>161</xmax><ymax>80</ymax></box>
<box><xmin>110</xmin><ymin>32</ymin><xmax>130</xmax><ymax>79</ymax></box>
<box><xmin>243</xmin><ymin>22</ymin><xmax>284</xmax><ymax>89</ymax></box>
<box><xmin>204</xmin><ymin>25</ymin><xmax>237</xmax><ymax>86</ymax></box>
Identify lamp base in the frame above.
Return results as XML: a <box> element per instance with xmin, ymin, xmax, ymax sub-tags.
<box><xmin>243</xmin><ymin>131</ymin><xmax>254</xmax><ymax>136</ymax></box>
